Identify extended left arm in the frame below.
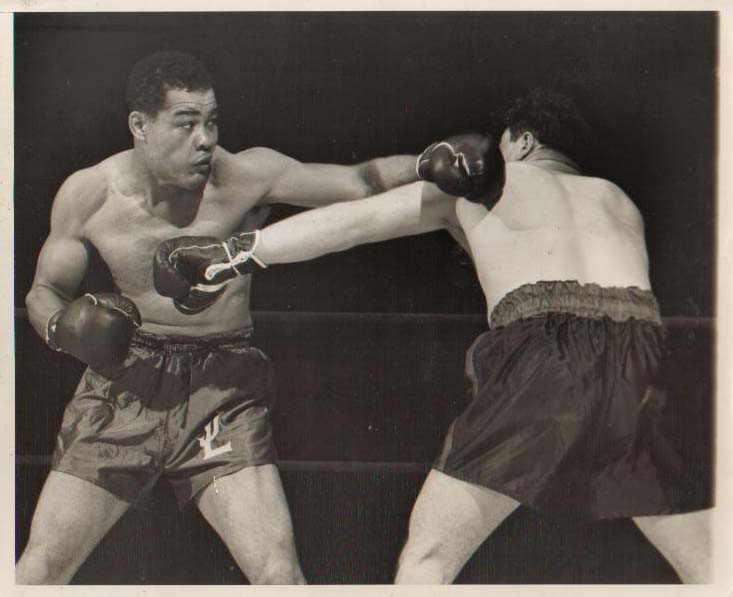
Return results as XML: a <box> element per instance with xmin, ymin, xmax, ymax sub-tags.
<box><xmin>239</xmin><ymin>147</ymin><xmax>418</xmax><ymax>208</ymax></box>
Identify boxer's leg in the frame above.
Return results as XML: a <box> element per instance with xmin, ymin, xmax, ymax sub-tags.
<box><xmin>195</xmin><ymin>464</ymin><xmax>306</xmax><ymax>585</ymax></box>
<box><xmin>16</xmin><ymin>471</ymin><xmax>131</xmax><ymax>584</ymax></box>
<box><xmin>633</xmin><ymin>509</ymin><xmax>712</xmax><ymax>583</ymax></box>
<box><xmin>395</xmin><ymin>469</ymin><xmax>519</xmax><ymax>584</ymax></box>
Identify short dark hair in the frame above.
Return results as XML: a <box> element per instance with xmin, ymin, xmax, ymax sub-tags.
<box><xmin>125</xmin><ymin>51</ymin><xmax>214</xmax><ymax>116</ymax></box>
<box><xmin>501</xmin><ymin>88</ymin><xmax>591</xmax><ymax>159</ymax></box>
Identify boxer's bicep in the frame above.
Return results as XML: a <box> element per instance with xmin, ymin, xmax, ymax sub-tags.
<box><xmin>240</xmin><ymin>147</ymin><xmax>366</xmax><ymax>207</ymax></box>
<box><xmin>360</xmin><ymin>182</ymin><xmax>452</xmax><ymax>239</ymax></box>
<box><xmin>269</xmin><ymin>161</ymin><xmax>371</xmax><ymax>207</ymax></box>
<box><xmin>27</xmin><ymin>172</ymin><xmax>98</xmax><ymax>335</ymax></box>
<box><xmin>32</xmin><ymin>234</ymin><xmax>91</xmax><ymax>303</ymax></box>
<box><xmin>28</xmin><ymin>235</ymin><xmax>91</xmax><ymax>338</ymax></box>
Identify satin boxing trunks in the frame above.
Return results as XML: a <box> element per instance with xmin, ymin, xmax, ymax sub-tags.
<box><xmin>51</xmin><ymin>326</ymin><xmax>277</xmax><ymax>507</ymax></box>
<box><xmin>435</xmin><ymin>280</ymin><xmax>706</xmax><ymax>521</ymax></box>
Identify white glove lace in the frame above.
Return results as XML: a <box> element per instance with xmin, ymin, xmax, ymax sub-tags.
<box><xmin>204</xmin><ymin>230</ymin><xmax>267</xmax><ymax>281</ymax></box>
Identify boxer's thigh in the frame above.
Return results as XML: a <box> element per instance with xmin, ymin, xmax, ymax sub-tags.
<box><xmin>194</xmin><ymin>464</ymin><xmax>303</xmax><ymax>583</ymax></box>
<box><xmin>17</xmin><ymin>471</ymin><xmax>131</xmax><ymax>583</ymax></box>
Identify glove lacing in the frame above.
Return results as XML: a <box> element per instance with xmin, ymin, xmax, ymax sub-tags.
<box><xmin>204</xmin><ymin>230</ymin><xmax>268</xmax><ymax>281</ymax></box>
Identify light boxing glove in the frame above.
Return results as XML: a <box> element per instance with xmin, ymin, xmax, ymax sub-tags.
<box><xmin>154</xmin><ymin>231</ymin><xmax>267</xmax><ymax>315</ymax></box>
<box><xmin>417</xmin><ymin>132</ymin><xmax>505</xmax><ymax>209</ymax></box>
<box><xmin>46</xmin><ymin>293</ymin><xmax>141</xmax><ymax>372</ymax></box>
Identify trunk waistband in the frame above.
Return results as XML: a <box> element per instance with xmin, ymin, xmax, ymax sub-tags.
<box><xmin>131</xmin><ymin>325</ymin><xmax>255</xmax><ymax>352</ymax></box>
<box><xmin>489</xmin><ymin>281</ymin><xmax>662</xmax><ymax>329</ymax></box>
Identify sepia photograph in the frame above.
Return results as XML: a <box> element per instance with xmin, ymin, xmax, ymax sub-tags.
<box><xmin>4</xmin><ymin>6</ymin><xmax>730</xmax><ymax>592</ymax></box>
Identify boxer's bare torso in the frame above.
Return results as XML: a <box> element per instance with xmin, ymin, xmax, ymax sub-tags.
<box><xmin>40</xmin><ymin>146</ymin><xmax>273</xmax><ymax>336</ymax></box>
<box><xmin>453</xmin><ymin>159</ymin><xmax>651</xmax><ymax>317</ymax></box>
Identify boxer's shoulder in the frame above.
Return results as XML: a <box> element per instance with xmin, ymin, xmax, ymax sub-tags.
<box><xmin>583</xmin><ymin>176</ymin><xmax>643</xmax><ymax>227</ymax></box>
<box><xmin>504</xmin><ymin>161</ymin><xmax>535</xmax><ymax>175</ymax></box>
<box><xmin>223</xmin><ymin>145</ymin><xmax>287</xmax><ymax>177</ymax></box>
<box><xmin>507</xmin><ymin>162</ymin><xmax>641</xmax><ymax>219</ymax></box>
<box><xmin>556</xmin><ymin>174</ymin><xmax>643</xmax><ymax>230</ymax></box>
<box><xmin>52</xmin><ymin>158</ymin><xmax>113</xmax><ymax>232</ymax></box>
<box><xmin>207</xmin><ymin>145</ymin><xmax>281</xmax><ymax>196</ymax></box>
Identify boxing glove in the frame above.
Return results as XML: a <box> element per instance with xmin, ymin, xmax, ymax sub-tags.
<box><xmin>154</xmin><ymin>231</ymin><xmax>267</xmax><ymax>315</ymax></box>
<box><xmin>417</xmin><ymin>133</ymin><xmax>505</xmax><ymax>208</ymax></box>
<box><xmin>46</xmin><ymin>293</ymin><xmax>141</xmax><ymax>371</ymax></box>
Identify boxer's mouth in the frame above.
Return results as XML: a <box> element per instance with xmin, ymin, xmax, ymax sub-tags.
<box><xmin>192</xmin><ymin>156</ymin><xmax>212</xmax><ymax>172</ymax></box>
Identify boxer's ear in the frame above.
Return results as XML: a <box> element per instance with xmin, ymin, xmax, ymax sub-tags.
<box><xmin>129</xmin><ymin>111</ymin><xmax>147</xmax><ymax>142</ymax></box>
<box><xmin>517</xmin><ymin>131</ymin><xmax>536</xmax><ymax>160</ymax></box>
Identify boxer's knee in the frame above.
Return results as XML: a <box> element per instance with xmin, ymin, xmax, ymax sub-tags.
<box><xmin>16</xmin><ymin>541</ymin><xmax>80</xmax><ymax>585</ymax></box>
<box><xmin>678</xmin><ymin>558</ymin><xmax>711</xmax><ymax>584</ymax></box>
<box><xmin>247</xmin><ymin>545</ymin><xmax>306</xmax><ymax>585</ymax></box>
<box><xmin>634</xmin><ymin>510</ymin><xmax>712</xmax><ymax>584</ymax></box>
<box><xmin>395</xmin><ymin>539</ymin><xmax>457</xmax><ymax>584</ymax></box>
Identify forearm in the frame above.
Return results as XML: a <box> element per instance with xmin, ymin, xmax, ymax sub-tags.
<box><xmin>25</xmin><ymin>284</ymin><xmax>71</xmax><ymax>340</ymax></box>
<box><xmin>256</xmin><ymin>182</ymin><xmax>442</xmax><ymax>264</ymax></box>
<box><xmin>256</xmin><ymin>204</ymin><xmax>376</xmax><ymax>264</ymax></box>
<box><xmin>358</xmin><ymin>155</ymin><xmax>419</xmax><ymax>195</ymax></box>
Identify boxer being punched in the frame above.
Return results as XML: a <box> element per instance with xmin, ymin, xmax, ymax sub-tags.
<box><xmin>18</xmin><ymin>51</ymin><xmax>418</xmax><ymax>585</ymax></box>
<box><xmin>159</xmin><ymin>89</ymin><xmax>711</xmax><ymax>584</ymax></box>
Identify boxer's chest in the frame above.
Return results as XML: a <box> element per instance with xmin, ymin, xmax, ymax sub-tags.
<box><xmin>85</xmin><ymin>187</ymin><xmax>260</xmax><ymax>293</ymax></box>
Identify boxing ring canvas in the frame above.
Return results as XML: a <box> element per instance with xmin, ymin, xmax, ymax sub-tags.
<box><xmin>10</xmin><ymin>10</ymin><xmax>719</xmax><ymax>585</ymax></box>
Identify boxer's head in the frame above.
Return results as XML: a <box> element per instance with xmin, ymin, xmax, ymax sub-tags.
<box><xmin>126</xmin><ymin>51</ymin><xmax>218</xmax><ymax>191</ymax></box>
<box><xmin>499</xmin><ymin>89</ymin><xmax>590</xmax><ymax>163</ymax></box>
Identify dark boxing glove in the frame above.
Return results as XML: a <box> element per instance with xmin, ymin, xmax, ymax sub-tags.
<box><xmin>46</xmin><ymin>293</ymin><xmax>141</xmax><ymax>372</ymax></box>
<box><xmin>417</xmin><ymin>133</ymin><xmax>505</xmax><ymax>209</ymax></box>
<box><xmin>154</xmin><ymin>231</ymin><xmax>267</xmax><ymax>315</ymax></box>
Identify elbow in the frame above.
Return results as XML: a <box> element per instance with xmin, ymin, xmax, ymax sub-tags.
<box><xmin>340</xmin><ymin>223</ymin><xmax>366</xmax><ymax>252</ymax></box>
<box><xmin>25</xmin><ymin>287</ymin><xmax>38</xmax><ymax>313</ymax></box>
<box><xmin>354</xmin><ymin>178</ymin><xmax>375</xmax><ymax>201</ymax></box>
<box><xmin>358</xmin><ymin>161</ymin><xmax>386</xmax><ymax>198</ymax></box>
<box><xmin>25</xmin><ymin>287</ymin><xmax>43</xmax><ymax>332</ymax></box>
<box><xmin>25</xmin><ymin>284</ymin><xmax>57</xmax><ymax>322</ymax></box>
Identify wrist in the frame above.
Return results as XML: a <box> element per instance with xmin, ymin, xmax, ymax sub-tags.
<box><xmin>45</xmin><ymin>308</ymin><xmax>64</xmax><ymax>351</ymax></box>
<box><xmin>210</xmin><ymin>231</ymin><xmax>268</xmax><ymax>280</ymax></box>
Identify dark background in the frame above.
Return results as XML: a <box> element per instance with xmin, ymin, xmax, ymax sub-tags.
<box><xmin>14</xmin><ymin>12</ymin><xmax>716</xmax><ymax>584</ymax></box>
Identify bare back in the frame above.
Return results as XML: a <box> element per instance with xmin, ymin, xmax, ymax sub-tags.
<box><xmin>456</xmin><ymin>161</ymin><xmax>651</xmax><ymax>317</ymax></box>
<box><xmin>80</xmin><ymin>148</ymin><xmax>268</xmax><ymax>335</ymax></box>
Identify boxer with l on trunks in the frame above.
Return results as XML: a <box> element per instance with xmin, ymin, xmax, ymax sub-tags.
<box><xmin>159</xmin><ymin>88</ymin><xmax>712</xmax><ymax>584</ymax></box>
<box><xmin>18</xmin><ymin>50</ymin><xmax>420</xmax><ymax>585</ymax></box>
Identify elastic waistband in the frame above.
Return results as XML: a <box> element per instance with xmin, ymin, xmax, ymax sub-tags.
<box><xmin>131</xmin><ymin>325</ymin><xmax>255</xmax><ymax>352</ymax></box>
<box><xmin>490</xmin><ymin>281</ymin><xmax>662</xmax><ymax>329</ymax></box>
